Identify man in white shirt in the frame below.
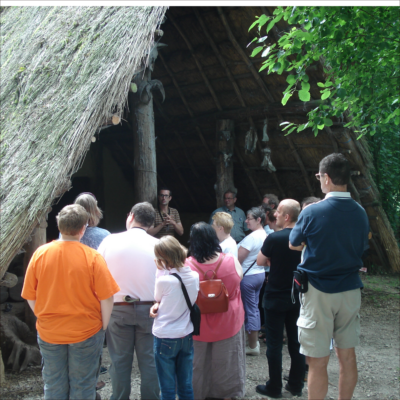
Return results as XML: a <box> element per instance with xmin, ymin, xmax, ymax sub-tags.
<box><xmin>98</xmin><ymin>202</ymin><xmax>160</xmax><ymax>400</ymax></box>
<box><xmin>211</xmin><ymin>212</ymin><xmax>238</xmax><ymax>257</ymax></box>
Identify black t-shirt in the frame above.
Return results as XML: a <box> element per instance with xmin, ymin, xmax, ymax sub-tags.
<box><xmin>261</xmin><ymin>228</ymin><xmax>301</xmax><ymax>298</ymax></box>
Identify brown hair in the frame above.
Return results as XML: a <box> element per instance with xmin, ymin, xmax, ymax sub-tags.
<box><xmin>56</xmin><ymin>204</ymin><xmax>89</xmax><ymax>235</ymax></box>
<box><xmin>267</xmin><ymin>210</ymin><xmax>277</xmax><ymax>223</ymax></box>
<box><xmin>212</xmin><ymin>212</ymin><xmax>234</xmax><ymax>234</ymax></box>
<box><xmin>154</xmin><ymin>236</ymin><xmax>188</xmax><ymax>270</ymax></box>
<box><xmin>74</xmin><ymin>193</ymin><xmax>102</xmax><ymax>227</ymax></box>
<box><xmin>130</xmin><ymin>202</ymin><xmax>156</xmax><ymax>228</ymax></box>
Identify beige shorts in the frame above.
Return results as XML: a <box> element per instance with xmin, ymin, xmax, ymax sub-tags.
<box><xmin>297</xmin><ymin>282</ymin><xmax>361</xmax><ymax>358</ymax></box>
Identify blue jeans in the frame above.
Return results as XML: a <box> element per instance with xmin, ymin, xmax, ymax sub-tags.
<box><xmin>37</xmin><ymin>329</ymin><xmax>105</xmax><ymax>400</ymax></box>
<box><xmin>264</xmin><ymin>296</ymin><xmax>305</xmax><ymax>395</ymax></box>
<box><xmin>154</xmin><ymin>334</ymin><xmax>194</xmax><ymax>400</ymax></box>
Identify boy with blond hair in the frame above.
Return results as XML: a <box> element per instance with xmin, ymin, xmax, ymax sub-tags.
<box><xmin>212</xmin><ymin>212</ymin><xmax>238</xmax><ymax>257</ymax></box>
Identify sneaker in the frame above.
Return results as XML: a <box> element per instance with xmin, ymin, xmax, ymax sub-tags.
<box><xmin>284</xmin><ymin>383</ymin><xmax>302</xmax><ymax>397</ymax></box>
<box><xmin>255</xmin><ymin>384</ymin><xmax>282</xmax><ymax>398</ymax></box>
<box><xmin>245</xmin><ymin>341</ymin><xmax>260</xmax><ymax>356</ymax></box>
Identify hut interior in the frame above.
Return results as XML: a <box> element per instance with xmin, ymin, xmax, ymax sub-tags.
<box><xmin>42</xmin><ymin>6</ymin><xmax>397</xmax><ymax>273</ymax></box>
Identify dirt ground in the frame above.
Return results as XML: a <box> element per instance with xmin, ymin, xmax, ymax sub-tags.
<box><xmin>1</xmin><ymin>274</ymin><xmax>399</xmax><ymax>400</ymax></box>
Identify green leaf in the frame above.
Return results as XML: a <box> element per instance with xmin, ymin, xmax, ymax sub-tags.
<box><xmin>246</xmin><ymin>37</ymin><xmax>258</xmax><ymax>48</ymax></box>
<box><xmin>258</xmin><ymin>35</ymin><xmax>269</xmax><ymax>43</ymax></box>
<box><xmin>301</xmin><ymin>74</ymin><xmax>309</xmax><ymax>83</ymax></box>
<box><xmin>261</xmin><ymin>46</ymin><xmax>271</xmax><ymax>57</ymax></box>
<box><xmin>298</xmin><ymin>90</ymin><xmax>311</xmax><ymax>101</ymax></box>
<box><xmin>321</xmin><ymin>91</ymin><xmax>331</xmax><ymax>100</ymax></box>
<box><xmin>259</xmin><ymin>63</ymin><xmax>269</xmax><ymax>72</ymax></box>
<box><xmin>248</xmin><ymin>19</ymin><xmax>260</xmax><ymax>32</ymax></box>
<box><xmin>301</xmin><ymin>82</ymin><xmax>310</xmax><ymax>91</ymax></box>
<box><xmin>130</xmin><ymin>83</ymin><xmax>137</xmax><ymax>93</ymax></box>
<box><xmin>279</xmin><ymin>121</ymin><xmax>291</xmax><ymax>126</ymax></box>
<box><xmin>323</xmin><ymin>118</ymin><xmax>333</xmax><ymax>127</ymax></box>
<box><xmin>250</xmin><ymin>46</ymin><xmax>264</xmax><ymax>57</ymax></box>
<box><xmin>282</xmin><ymin>123</ymin><xmax>294</xmax><ymax>131</ymax></box>
<box><xmin>317</xmin><ymin>82</ymin><xmax>325</xmax><ymax>88</ymax></box>
<box><xmin>325</xmin><ymin>81</ymin><xmax>333</xmax><ymax>87</ymax></box>
<box><xmin>286</xmin><ymin>75</ymin><xmax>297</xmax><ymax>84</ymax></box>
<box><xmin>272</xmin><ymin>62</ymin><xmax>281</xmax><ymax>72</ymax></box>
<box><xmin>317</xmin><ymin>124</ymin><xmax>325</xmax><ymax>130</ymax></box>
<box><xmin>282</xmin><ymin>92</ymin><xmax>292</xmax><ymax>105</ymax></box>
<box><xmin>337</xmin><ymin>88</ymin><xmax>346</xmax><ymax>99</ymax></box>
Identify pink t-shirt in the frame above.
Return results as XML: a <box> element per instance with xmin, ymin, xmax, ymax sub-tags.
<box><xmin>186</xmin><ymin>253</ymin><xmax>244</xmax><ymax>342</ymax></box>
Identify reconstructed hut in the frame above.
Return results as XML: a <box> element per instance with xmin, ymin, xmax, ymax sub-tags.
<box><xmin>1</xmin><ymin>5</ymin><xmax>399</xmax><ymax>285</ymax></box>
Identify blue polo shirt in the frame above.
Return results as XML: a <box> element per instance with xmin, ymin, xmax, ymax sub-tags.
<box><xmin>289</xmin><ymin>192</ymin><xmax>369</xmax><ymax>294</ymax></box>
<box><xmin>209</xmin><ymin>206</ymin><xmax>249</xmax><ymax>243</ymax></box>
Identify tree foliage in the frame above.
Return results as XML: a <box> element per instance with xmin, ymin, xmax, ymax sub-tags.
<box><xmin>249</xmin><ymin>6</ymin><xmax>400</xmax><ymax>138</ymax></box>
<box><xmin>249</xmin><ymin>6</ymin><xmax>400</xmax><ymax>238</ymax></box>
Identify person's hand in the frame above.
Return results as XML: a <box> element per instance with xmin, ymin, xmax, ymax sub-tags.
<box><xmin>165</xmin><ymin>215</ymin><xmax>176</xmax><ymax>227</ymax></box>
<box><xmin>150</xmin><ymin>303</ymin><xmax>159</xmax><ymax>318</ymax></box>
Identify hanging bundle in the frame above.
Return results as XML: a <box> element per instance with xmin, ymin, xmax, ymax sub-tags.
<box><xmin>261</xmin><ymin>147</ymin><xmax>276</xmax><ymax>173</ymax></box>
<box><xmin>244</xmin><ymin>126</ymin><xmax>257</xmax><ymax>154</ymax></box>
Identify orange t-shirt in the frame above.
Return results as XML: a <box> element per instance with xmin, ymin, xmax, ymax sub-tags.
<box><xmin>21</xmin><ymin>240</ymin><xmax>120</xmax><ymax>344</ymax></box>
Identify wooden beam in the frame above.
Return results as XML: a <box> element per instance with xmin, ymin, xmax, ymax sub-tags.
<box><xmin>173</xmin><ymin>131</ymin><xmax>214</xmax><ymax>203</ymax></box>
<box><xmin>158</xmin><ymin>52</ymin><xmax>215</xmax><ymax>163</ymax></box>
<box><xmin>234</xmin><ymin>144</ymin><xmax>263</xmax><ymax>203</ymax></box>
<box><xmin>157</xmin><ymin>140</ymin><xmax>201</xmax><ymax>211</ymax></box>
<box><xmin>271</xmin><ymin>172</ymin><xmax>286</xmax><ymax>198</ymax></box>
<box><xmin>286</xmin><ymin>136</ymin><xmax>315</xmax><ymax>196</ymax></box>
<box><xmin>217</xmin><ymin>7</ymin><xmax>276</xmax><ymax>104</ymax></box>
<box><xmin>167</xmin><ymin>11</ymin><xmax>222</xmax><ymax>111</ymax></box>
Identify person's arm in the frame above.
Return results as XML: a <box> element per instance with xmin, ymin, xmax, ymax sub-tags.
<box><xmin>289</xmin><ymin>242</ymin><xmax>305</xmax><ymax>251</ymax></box>
<box><xmin>150</xmin><ymin>302</ymin><xmax>159</xmax><ymax>318</ymax></box>
<box><xmin>100</xmin><ymin>296</ymin><xmax>114</xmax><ymax>330</ymax></box>
<box><xmin>27</xmin><ymin>299</ymin><xmax>36</xmax><ymax>313</ymax></box>
<box><xmin>147</xmin><ymin>221</ymin><xmax>167</xmax><ymax>237</ymax></box>
<box><xmin>237</xmin><ymin>246</ymin><xmax>250</xmax><ymax>264</ymax></box>
<box><xmin>256</xmin><ymin>250</ymin><xmax>270</xmax><ymax>267</ymax></box>
<box><xmin>166</xmin><ymin>217</ymin><xmax>184</xmax><ymax>236</ymax></box>
<box><xmin>233</xmin><ymin>257</ymin><xmax>243</xmax><ymax>280</ymax></box>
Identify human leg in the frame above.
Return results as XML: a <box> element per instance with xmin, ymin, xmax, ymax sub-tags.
<box><xmin>285</xmin><ymin>306</ymin><xmax>305</xmax><ymax>393</ymax></box>
<box><xmin>106</xmin><ymin>307</ymin><xmax>136</xmax><ymax>400</ymax></box>
<box><xmin>135</xmin><ymin>304</ymin><xmax>160</xmax><ymax>400</ymax></box>
<box><xmin>336</xmin><ymin>347</ymin><xmax>358</xmax><ymax>400</ymax></box>
<box><xmin>263</xmin><ymin>307</ymin><xmax>286</xmax><ymax>395</ymax></box>
<box><xmin>192</xmin><ymin>340</ymin><xmax>211</xmax><ymax>400</ymax></box>
<box><xmin>68</xmin><ymin>329</ymin><xmax>105</xmax><ymax>400</ymax></box>
<box><xmin>154</xmin><ymin>337</ymin><xmax>179</xmax><ymax>400</ymax></box>
<box><xmin>176</xmin><ymin>334</ymin><xmax>194</xmax><ymax>400</ymax></box>
<box><xmin>37</xmin><ymin>336</ymin><xmax>69</xmax><ymax>400</ymax></box>
<box><xmin>307</xmin><ymin>355</ymin><xmax>330</xmax><ymax>400</ymax></box>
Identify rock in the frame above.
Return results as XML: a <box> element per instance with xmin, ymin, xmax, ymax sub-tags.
<box><xmin>9</xmin><ymin>277</ymin><xmax>24</xmax><ymax>302</ymax></box>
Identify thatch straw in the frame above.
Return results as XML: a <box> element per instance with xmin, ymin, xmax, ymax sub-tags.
<box><xmin>0</xmin><ymin>6</ymin><xmax>167</xmax><ymax>277</ymax></box>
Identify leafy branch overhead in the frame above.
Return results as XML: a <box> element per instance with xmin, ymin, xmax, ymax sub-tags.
<box><xmin>248</xmin><ymin>6</ymin><xmax>400</xmax><ymax>138</ymax></box>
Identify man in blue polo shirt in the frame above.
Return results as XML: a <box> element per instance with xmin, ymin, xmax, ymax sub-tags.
<box><xmin>289</xmin><ymin>153</ymin><xmax>369</xmax><ymax>400</ymax></box>
<box><xmin>209</xmin><ymin>189</ymin><xmax>248</xmax><ymax>242</ymax></box>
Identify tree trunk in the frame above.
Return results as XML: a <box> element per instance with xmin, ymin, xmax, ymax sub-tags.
<box><xmin>22</xmin><ymin>215</ymin><xmax>47</xmax><ymax>333</ymax></box>
<box><xmin>131</xmin><ymin>68</ymin><xmax>158</xmax><ymax>207</ymax></box>
<box><xmin>216</xmin><ymin>120</ymin><xmax>235</xmax><ymax>207</ymax></box>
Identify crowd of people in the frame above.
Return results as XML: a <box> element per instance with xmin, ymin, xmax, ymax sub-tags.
<box><xmin>21</xmin><ymin>153</ymin><xmax>370</xmax><ymax>400</ymax></box>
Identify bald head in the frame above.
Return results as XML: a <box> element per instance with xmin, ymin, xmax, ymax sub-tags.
<box><xmin>280</xmin><ymin>199</ymin><xmax>301</xmax><ymax>223</ymax></box>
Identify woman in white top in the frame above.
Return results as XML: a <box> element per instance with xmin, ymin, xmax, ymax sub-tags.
<box><xmin>237</xmin><ymin>207</ymin><xmax>267</xmax><ymax>356</ymax></box>
<box><xmin>150</xmin><ymin>236</ymin><xmax>199</xmax><ymax>400</ymax></box>
<box><xmin>211</xmin><ymin>211</ymin><xmax>238</xmax><ymax>258</ymax></box>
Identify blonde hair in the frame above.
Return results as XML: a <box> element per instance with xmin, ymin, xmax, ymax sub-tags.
<box><xmin>74</xmin><ymin>193</ymin><xmax>102</xmax><ymax>227</ymax></box>
<box><xmin>212</xmin><ymin>212</ymin><xmax>234</xmax><ymax>234</ymax></box>
<box><xmin>154</xmin><ymin>236</ymin><xmax>188</xmax><ymax>270</ymax></box>
<box><xmin>56</xmin><ymin>204</ymin><xmax>89</xmax><ymax>235</ymax></box>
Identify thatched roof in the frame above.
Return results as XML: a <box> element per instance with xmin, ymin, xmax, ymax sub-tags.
<box><xmin>1</xmin><ymin>6</ymin><xmax>399</xmax><ymax>276</ymax></box>
<box><xmin>0</xmin><ymin>6</ymin><xmax>167</xmax><ymax>276</ymax></box>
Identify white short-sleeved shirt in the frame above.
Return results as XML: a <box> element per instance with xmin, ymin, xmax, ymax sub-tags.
<box><xmin>237</xmin><ymin>229</ymin><xmax>267</xmax><ymax>276</ymax></box>
<box><xmin>220</xmin><ymin>236</ymin><xmax>238</xmax><ymax>258</ymax></box>
<box><xmin>152</xmin><ymin>267</ymin><xmax>199</xmax><ymax>339</ymax></box>
<box><xmin>98</xmin><ymin>228</ymin><xmax>159</xmax><ymax>302</ymax></box>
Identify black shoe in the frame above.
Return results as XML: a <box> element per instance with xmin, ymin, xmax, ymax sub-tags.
<box><xmin>284</xmin><ymin>383</ymin><xmax>302</xmax><ymax>397</ymax></box>
<box><xmin>255</xmin><ymin>385</ymin><xmax>282</xmax><ymax>398</ymax></box>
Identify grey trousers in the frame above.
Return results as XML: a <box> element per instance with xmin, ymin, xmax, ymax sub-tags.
<box><xmin>106</xmin><ymin>305</ymin><xmax>160</xmax><ymax>400</ymax></box>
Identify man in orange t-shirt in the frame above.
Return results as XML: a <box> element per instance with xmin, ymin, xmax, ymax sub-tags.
<box><xmin>22</xmin><ymin>204</ymin><xmax>120</xmax><ymax>400</ymax></box>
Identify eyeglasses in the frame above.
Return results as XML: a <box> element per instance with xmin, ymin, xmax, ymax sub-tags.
<box><xmin>246</xmin><ymin>217</ymin><xmax>255</xmax><ymax>221</ymax></box>
<box><xmin>159</xmin><ymin>194</ymin><xmax>170</xmax><ymax>198</ymax></box>
<box><xmin>315</xmin><ymin>173</ymin><xmax>326</xmax><ymax>181</ymax></box>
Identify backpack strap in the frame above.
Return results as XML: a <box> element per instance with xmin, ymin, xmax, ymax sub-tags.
<box><xmin>188</xmin><ymin>253</ymin><xmax>225</xmax><ymax>279</ymax></box>
<box><xmin>171</xmin><ymin>273</ymin><xmax>193</xmax><ymax>312</ymax></box>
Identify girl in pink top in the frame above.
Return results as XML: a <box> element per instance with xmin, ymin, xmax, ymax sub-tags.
<box><xmin>186</xmin><ymin>222</ymin><xmax>245</xmax><ymax>400</ymax></box>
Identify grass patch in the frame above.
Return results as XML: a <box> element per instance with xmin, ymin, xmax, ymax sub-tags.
<box><xmin>361</xmin><ymin>274</ymin><xmax>400</xmax><ymax>308</ymax></box>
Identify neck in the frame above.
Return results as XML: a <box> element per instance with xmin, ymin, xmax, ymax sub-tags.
<box><xmin>282</xmin><ymin>221</ymin><xmax>296</xmax><ymax>229</ymax></box>
<box><xmin>219</xmin><ymin>232</ymin><xmax>230</xmax><ymax>242</ymax></box>
<box><xmin>227</xmin><ymin>205</ymin><xmax>235</xmax><ymax>211</ymax></box>
<box><xmin>129</xmin><ymin>222</ymin><xmax>148</xmax><ymax>232</ymax></box>
<box><xmin>159</xmin><ymin>204</ymin><xmax>169</xmax><ymax>212</ymax></box>
<box><xmin>327</xmin><ymin>184</ymin><xmax>347</xmax><ymax>193</ymax></box>
<box><xmin>60</xmin><ymin>233</ymin><xmax>81</xmax><ymax>241</ymax></box>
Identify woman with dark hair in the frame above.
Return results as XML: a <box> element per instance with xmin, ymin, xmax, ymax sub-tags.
<box><xmin>237</xmin><ymin>207</ymin><xmax>267</xmax><ymax>356</ymax></box>
<box><xmin>186</xmin><ymin>222</ymin><xmax>245</xmax><ymax>400</ymax></box>
<box><xmin>74</xmin><ymin>193</ymin><xmax>110</xmax><ymax>250</ymax></box>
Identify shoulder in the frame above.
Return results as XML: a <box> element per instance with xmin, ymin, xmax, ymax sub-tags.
<box><xmin>93</xmin><ymin>227</ymin><xmax>111</xmax><ymax>236</ymax></box>
<box><xmin>211</xmin><ymin>207</ymin><xmax>224</xmax><ymax>214</ymax></box>
<box><xmin>235</xmin><ymin>207</ymin><xmax>246</xmax><ymax>215</ymax></box>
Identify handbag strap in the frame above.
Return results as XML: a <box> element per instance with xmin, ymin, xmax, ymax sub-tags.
<box><xmin>171</xmin><ymin>273</ymin><xmax>193</xmax><ymax>312</ymax></box>
<box><xmin>243</xmin><ymin>260</ymin><xmax>257</xmax><ymax>277</ymax></box>
<box><xmin>188</xmin><ymin>253</ymin><xmax>225</xmax><ymax>279</ymax></box>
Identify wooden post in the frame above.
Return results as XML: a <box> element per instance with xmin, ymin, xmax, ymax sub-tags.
<box><xmin>22</xmin><ymin>214</ymin><xmax>47</xmax><ymax>332</ymax></box>
<box><xmin>131</xmin><ymin>67</ymin><xmax>158</xmax><ymax>207</ymax></box>
<box><xmin>216</xmin><ymin>120</ymin><xmax>235</xmax><ymax>208</ymax></box>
